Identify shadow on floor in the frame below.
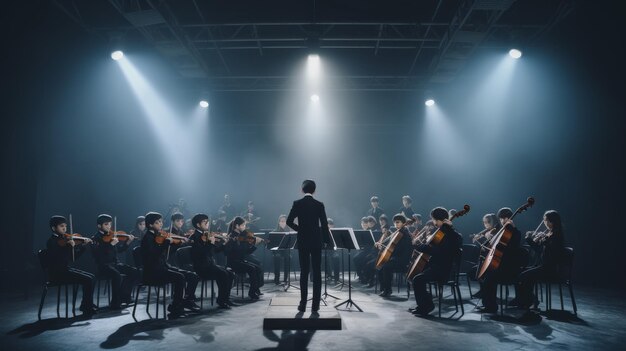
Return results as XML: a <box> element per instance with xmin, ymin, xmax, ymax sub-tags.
<box><xmin>255</xmin><ymin>330</ymin><xmax>316</xmax><ymax>351</ymax></box>
<box><xmin>7</xmin><ymin>317</ymin><xmax>91</xmax><ymax>338</ymax></box>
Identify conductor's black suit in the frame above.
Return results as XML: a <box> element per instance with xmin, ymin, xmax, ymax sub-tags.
<box><xmin>286</xmin><ymin>194</ymin><xmax>330</xmax><ymax>308</ymax></box>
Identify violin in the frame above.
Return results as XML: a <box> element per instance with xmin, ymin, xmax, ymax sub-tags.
<box><xmin>102</xmin><ymin>230</ymin><xmax>134</xmax><ymax>243</ymax></box>
<box><xmin>236</xmin><ymin>230</ymin><xmax>267</xmax><ymax>245</ymax></box>
<box><xmin>57</xmin><ymin>233</ymin><xmax>92</xmax><ymax>246</ymax></box>
<box><xmin>201</xmin><ymin>231</ymin><xmax>227</xmax><ymax>244</ymax></box>
<box><xmin>155</xmin><ymin>230</ymin><xmax>188</xmax><ymax>245</ymax></box>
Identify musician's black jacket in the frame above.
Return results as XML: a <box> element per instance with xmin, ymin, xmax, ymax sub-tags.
<box><xmin>526</xmin><ymin>231</ymin><xmax>565</xmax><ymax>268</ymax></box>
<box><xmin>399</xmin><ymin>206</ymin><xmax>415</xmax><ymax>219</ymax></box>
<box><xmin>140</xmin><ymin>229</ymin><xmax>171</xmax><ymax>276</ymax></box>
<box><xmin>286</xmin><ymin>194</ymin><xmax>330</xmax><ymax>250</ymax></box>
<box><xmin>45</xmin><ymin>234</ymin><xmax>86</xmax><ymax>272</ymax></box>
<box><xmin>390</xmin><ymin>226</ymin><xmax>412</xmax><ymax>264</ymax></box>
<box><xmin>190</xmin><ymin>229</ymin><xmax>224</xmax><ymax>269</ymax></box>
<box><xmin>367</xmin><ymin>207</ymin><xmax>385</xmax><ymax>220</ymax></box>
<box><xmin>223</xmin><ymin>231</ymin><xmax>256</xmax><ymax>262</ymax></box>
<box><xmin>414</xmin><ymin>223</ymin><xmax>462</xmax><ymax>274</ymax></box>
<box><xmin>92</xmin><ymin>230</ymin><xmax>130</xmax><ymax>267</ymax></box>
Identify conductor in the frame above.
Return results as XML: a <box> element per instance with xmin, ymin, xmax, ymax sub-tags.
<box><xmin>286</xmin><ymin>179</ymin><xmax>330</xmax><ymax>312</ymax></box>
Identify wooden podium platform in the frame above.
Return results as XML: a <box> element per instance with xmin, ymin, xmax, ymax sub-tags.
<box><xmin>262</xmin><ymin>296</ymin><xmax>342</xmax><ymax>330</ymax></box>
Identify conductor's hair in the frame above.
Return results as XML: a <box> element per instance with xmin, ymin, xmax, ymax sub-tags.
<box><xmin>302</xmin><ymin>179</ymin><xmax>316</xmax><ymax>194</ymax></box>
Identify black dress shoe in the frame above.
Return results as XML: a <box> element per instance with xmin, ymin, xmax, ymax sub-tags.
<box><xmin>217</xmin><ymin>302</ymin><xmax>231</xmax><ymax>309</ymax></box>
<box><xmin>297</xmin><ymin>302</ymin><xmax>306</xmax><ymax>312</ymax></box>
<box><xmin>183</xmin><ymin>299</ymin><xmax>201</xmax><ymax>311</ymax></box>
<box><xmin>79</xmin><ymin>305</ymin><xmax>98</xmax><ymax>315</ymax></box>
<box><xmin>249</xmin><ymin>292</ymin><xmax>260</xmax><ymax>300</ymax></box>
<box><xmin>167</xmin><ymin>303</ymin><xmax>184</xmax><ymax>315</ymax></box>
<box><xmin>476</xmin><ymin>306</ymin><xmax>498</xmax><ymax>314</ymax></box>
<box><xmin>379</xmin><ymin>290</ymin><xmax>391</xmax><ymax>297</ymax></box>
<box><xmin>226</xmin><ymin>300</ymin><xmax>240</xmax><ymax>307</ymax></box>
<box><xmin>412</xmin><ymin>304</ymin><xmax>435</xmax><ymax>316</ymax></box>
<box><xmin>255</xmin><ymin>289</ymin><xmax>264</xmax><ymax>296</ymax></box>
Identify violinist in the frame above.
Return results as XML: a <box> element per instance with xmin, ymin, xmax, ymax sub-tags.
<box><xmin>367</xmin><ymin>216</ymin><xmax>381</xmax><ymax>231</ymax></box>
<box><xmin>189</xmin><ymin>213</ymin><xmax>237</xmax><ymax>309</ymax></box>
<box><xmin>410</xmin><ymin>207</ymin><xmax>462</xmax><ymax>316</ymax></box>
<box><xmin>377</xmin><ymin>214</ymin><xmax>412</xmax><ymax>297</ymax></box>
<box><xmin>140</xmin><ymin>212</ymin><xmax>199</xmax><ymax>317</ymax></box>
<box><xmin>224</xmin><ymin>216</ymin><xmax>263</xmax><ymax>300</ymax></box>
<box><xmin>126</xmin><ymin>216</ymin><xmax>146</xmax><ymax>263</ymax></box>
<box><xmin>45</xmin><ymin>215</ymin><xmax>97</xmax><ymax>315</ymax></box>
<box><xmin>478</xmin><ymin>207</ymin><xmax>522</xmax><ymax>313</ymax></box>
<box><xmin>353</xmin><ymin>217</ymin><xmax>371</xmax><ymax>283</ymax></box>
<box><xmin>379</xmin><ymin>214</ymin><xmax>390</xmax><ymax>232</ymax></box>
<box><xmin>517</xmin><ymin>210</ymin><xmax>566</xmax><ymax>310</ymax></box>
<box><xmin>272</xmin><ymin>214</ymin><xmax>292</xmax><ymax>285</ymax></box>
<box><xmin>167</xmin><ymin>212</ymin><xmax>186</xmax><ymax>265</ymax></box>
<box><xmin>91</xmin><ymin>214</ymin><xmax>140</xmax><ymax>309</ymax></box>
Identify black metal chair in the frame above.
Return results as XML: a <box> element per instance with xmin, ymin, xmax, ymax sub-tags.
<box><xmin>131</xmin><ymin>246</ymin><xmax>169</xmax><ymax>320</ymax></box>
<box><xmin>539</xmin><ymin>247</ymin><xmax>577</xmax><ymax>315</ymax></box>
<box><xmin>434</xmin><ymin>248</ymin><xmax>464</xmax><ymax>317</ymax></box>
<box><xmin>37</xmin><ymin>249</ymin><xmax>78</xmax><ymax>320</ymax></box>
<box><xmin>175</xmin><ymin>246</ymin><xmax>216</xmax><ymax>308</ymax></box>
<box><xmin>460</xmin><ymin>243</ymin><xmax>480</xmax><ymax>297</ymax></box>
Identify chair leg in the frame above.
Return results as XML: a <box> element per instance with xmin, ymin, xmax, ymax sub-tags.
<box><xmin>200</xmin><ymin>280</ymin><xmax>205</xmax><ymax>310</ymax></box>
<box><xmin>65</xmin><ymin>284</ymin><xmax>69</xmax><ymax>318</ymax></box>
<box><xmin>96</xmin><ymin>279</ymin><xmax>101</xmax><ymax>308</ymax></box>
<box><xmin>132</xmin><ymin>284</ymin><xmax>141</xmax><ymax>319</ymax></box>
<box><xmin>56</xmin><ymin>285</ymin><xmax>61</xmax><ymax>318</ymax></box>
<box><xmin>211</xmin><ymin>280</ymin><xmax>215</xmax><ymax>306</ymax></box>
<box><xmin>558</xmin><ymin>284</ymin><xmax>564</xmax><ymax>310</ymax></box>
<box><xmin>38</xmin><ymin>285</ymin><xmax>48</xmax><ymax>321</ymax></box>
<box><xmin>156</xmin><ymin>286</ymin><xmax>160</xmax><ymax>318</ymax></box>
<box><xmin>505</xmin><ymin>285</ymin><xmax>510</xmax><ymax>309</ymax></box>
<box><xmin>457</xmin><ymin>285</ymin><xmax>464</xmax><ymax>315</ymax></box>
<box><xmin>163</xmin><ymin>285</ymin><xmax>167</xmax><ymax>320</ymax></box>
<box><xmin>438</xmin><ymin>284</ymin><xmax>442</xmax><ymax>318</ymax></box>
<box><xmin>452</xmin><ymin>284</ymin><xmax>458</xmax><ymax>313</ymax></box>
<box><xmin>568</xmin><ymin>283</ymin><xmax>577</xmax><ymax>315</ymax></box>
<box><xmin>72</xmin><ymin>284</ymin><xmax>78</xmax><ymax>316</ymax></box>
<box><xmin>146</xmin><ymin>285</ymin><xmax>152</xmax><ymax>315</ymax></box>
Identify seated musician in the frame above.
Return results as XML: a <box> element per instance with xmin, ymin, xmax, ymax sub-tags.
<box><xmin>468</xmin><ymin>213</ymin><xmax>501</xmax><ymax>299</ymax></box>
<box><xmin>478</xmin><ymin>207</ymin><xmax>522</xmax><ymax>313</ymax></box>
<box><xmin>140</xmin><ymin>212</ymin><xmax>199</xmax><ymax>317</ymax></box>
<box><xmin>91</xmin><ymin>214</ymin><xmax>139</xmax><ymax>309</ymax></box>
<box><xmin>378</xmin><ymin>213</ymin><xmax>412</xmax><ymax>297</ymax></box>
<box><xmin>367</xmin><ymin>215</ymin><xmax>381</xmax><ymax>232</ymax></box>
<box><xmin>517</xmin><ymin>210</ymin><xmax>566</xmax><ymax>310</ymax></box>
<box><xmin>367</xmin><ymin>196</ymin><xmax>385</xmax><ymax>219</ymax></box>
<box><xmin>224</xmin><ymin>216</ymin><xmax>263</xmax><ymax>300</ymax></box>
<box><xmin>46</xmin><ymin>215</ymin><xmax>97</xmax><ymax>316</ymax></box>
<box><xmin>353</xmin><ymin>217</ymin><xmax>371</xmax><ymax>283</ymax></box>
<box><xmin>379</xmin><ymin>214</ymin><xmax>390</xmax><ymax>232</ymax></box>
<box><xmin>273</xmin><ymin>214</ymin><xmax>292</xmax><ymax>284</ymax></box>
<box><xmin>399</xmin><ymin>195</ymin><xmax>415</xmax><ymax>219</ymax></box>
<box><xmin>189</xmin><ymin>213</ymin><xmax>237</xmax><ymax>309</ymax></box>
<box><xmin>410</xmin><ymin>207</ymin><xmax>462</xmax><ymax>316</ymax></box>
<box><xmin>325</xmin><ymin>218</ymin><xmax>341</xmax><ymax>282</ymax></box>
<box><xmin>167</xmin><ymin>212</ymin><xmax>186</xmax><ymax>264</ymax></box>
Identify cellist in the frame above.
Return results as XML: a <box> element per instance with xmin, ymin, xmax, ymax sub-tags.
<box><xmin>377</xmin><ymin>214</ymin><xmax>412</xmax><ymax>297</ymax></box>
<box><xmin>410</xmin><ymin>207</ymin><xmax>462</xmax><ymax>316</ymax></box>
<box><xmin>478</xmin><ymin>207</ymin><xmax>523</xmax><ymax>313</ymax></box>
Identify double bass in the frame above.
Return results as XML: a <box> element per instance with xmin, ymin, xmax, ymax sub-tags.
<box><xmin>406</xmin><ymin>205</ymin><xmax>470</xmax><ymax>280</ymax></box>
<box><xmin>477</xmin><ymin>197</ymin><xmax>535</xmax><ymax>279</ymax></box>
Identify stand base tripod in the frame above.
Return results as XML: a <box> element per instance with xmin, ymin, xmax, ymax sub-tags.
<box><xmin>334</xmin><ymin>249</ymin><xmax>363</xmax><ymax>312</ymax></box>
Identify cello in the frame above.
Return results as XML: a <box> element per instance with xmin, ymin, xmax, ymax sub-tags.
<box><xmin>406</xmin><ymin>205</ymin><xmax>470</xmax><ymax>280</ymax></box>
<box><xmin>477</xmin><ymin>197</ymin><xmax>535</xmax><ymax>279</ymax></box>
<box><xmin>375</xmin><ymin>218</ymin><xmax>416</xmax><ymax>270</ymax></box>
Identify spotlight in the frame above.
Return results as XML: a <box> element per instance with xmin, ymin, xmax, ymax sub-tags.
<box><xmin>310</xmin><ymin>94</ymin><xmax>320</xmax><ymax>102</ymax></box>
<box><xmin>425</xmin><ymin>99</ymin><xmax>435</xmax><ymax>107</ymax></box>
<box><xmin>508</xmin><ymin>49</ymin><xmax>522</xmax><ymax>59</ymax></box>
<box><xmin>111</xmin><ymin>50</ymin><xmax>124</xmax><ymax>61</ymax></box>
<box><xmin>199</xmin><ymin>100</ymin><xmax>209</xmax><ymax>108</ymax></box>
<box><xmin>308</xmin><ymin>54</ymin><xmax>320</xmax><ymax>62</ymax></box>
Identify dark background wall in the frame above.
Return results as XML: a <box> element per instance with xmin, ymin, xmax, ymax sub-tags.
<box><xmin>2</xmin><ymin>1</ymin><xmax>625</xmax><ymax>290</ymax></box>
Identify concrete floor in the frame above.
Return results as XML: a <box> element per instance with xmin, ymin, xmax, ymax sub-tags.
<box><xmin>1</xmin><ymin>275</ymin><xmax>625</xmax><ymax>351</ymax></box>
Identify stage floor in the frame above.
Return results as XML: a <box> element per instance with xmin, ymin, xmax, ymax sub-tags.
<box><xmin>1</xmin><ymin>275</ymin><xmax>625</xmax><ymax>350</ymax></box>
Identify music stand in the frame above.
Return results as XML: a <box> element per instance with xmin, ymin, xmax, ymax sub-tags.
<box><xmin>271</xmin><ymin>232</ymin><xmax>299</xmax><ymax>291</ymax></box>
<box><xmin>331</xmin><ymin>228</ymin><xmax>363</xmax><ymax>312</ymax></box>
<box><xmin>317</xmin><ymin>233</ymin><xmax>340</xmax><ymax>304</ymax></box>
